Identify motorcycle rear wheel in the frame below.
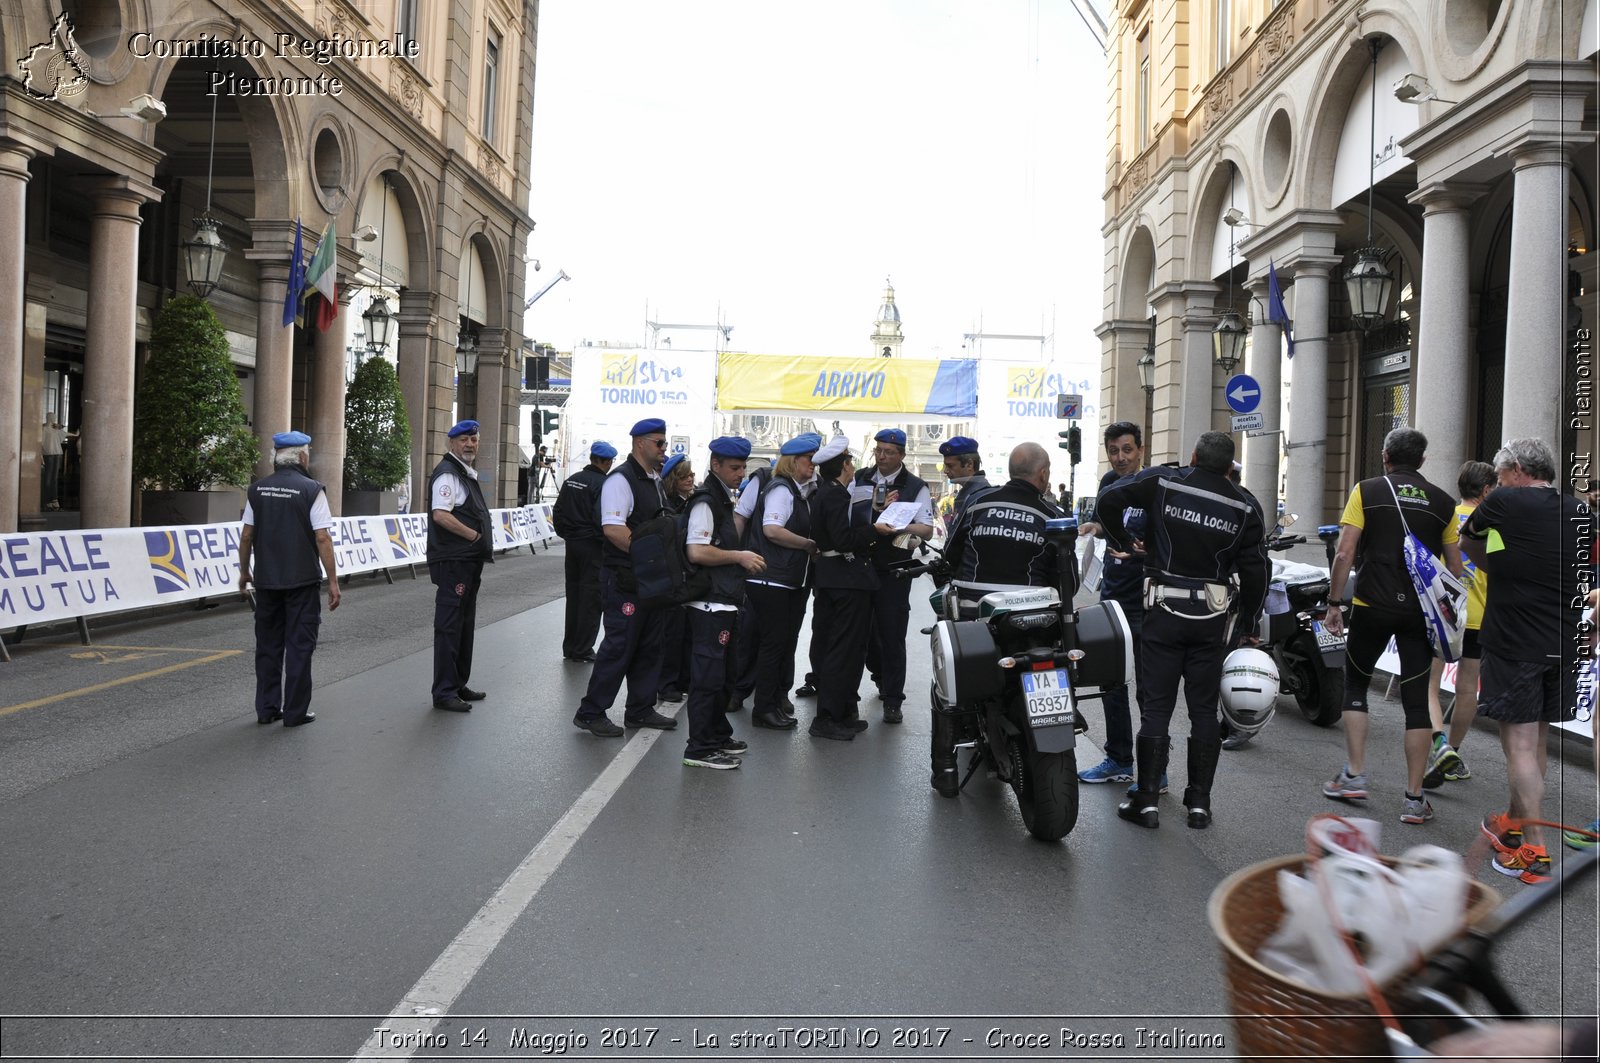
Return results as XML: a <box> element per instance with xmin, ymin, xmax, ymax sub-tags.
<box><xmin>1290</xmin><ymin>636</ymin><xmax>1343</xmax><ymax>727</ymax></box>
<box><xmin>1008</xmin><ymin>737</ymin><xmax>1079</xmax><ymax>842</ymax></box>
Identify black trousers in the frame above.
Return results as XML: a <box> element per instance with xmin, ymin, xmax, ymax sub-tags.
<box><xmin>815</xmin><ymin>587</ymin><xmax>873</xmax><ymax>726</ymax></box>
<box><xmin>1135</xmin><ymin>606</ymin><xmax>1226</xmax><ymax>742</ymax></box>
<box><xmin>657</xmin><ymin>606</ymin><xmax>691</xmax><ymax>695</ymax></box>
<box><xmin>732</xmin><ymin>595</ymin><xmax>760</xmax><ymax>701</ymax></box>
<box><xmin>430</xmin><ymin>559</ymin><xmax>483</xmax><ymax>703</ymax></box>
<box><xmin>577</xmin><ymin>567</ymin><xmax>666</xmax><ymax>723</ymax></box>
<box><xmin>685</xmin><ymin>608</ymin><xmax>738</xmax><ymax>756</ymax></box>
<box><xmin>1343</xmin><ymin>604</ymin><xmax>1433</xmax><ymax>729</ymax></box>
<box><xmin>864</xmin><ymin>573</ymin><xmax>912</xmax><ymax>707</ymax></box>
<box><xmin>561</xmin><ymin>538</ymin><xmax>602</xmax><ymax>658</ymax></box>
<box><xmin>254</xmin><ymin>583</ymin><xmax>321</xmax><ymax>724</ymax></box>
<box><xmin>747</xmin><ymin>583</ymin><xmax>808</xmax><ymax>713</ymax></box>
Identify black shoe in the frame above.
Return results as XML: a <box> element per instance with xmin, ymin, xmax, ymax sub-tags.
<box><xmin>459</xmin><ymin>687</ymin><xmax>487</xmax><ymax>702</ymax></box>
<box><xmin>719</xmin><ymin>738</ymin><xmax>750</xmax><ymax>755</ymax></box>
<box><xmin>658</xmin><ymin>688</ymin><xmax>685</xmax><ymax>704</ymax></box>
<box><xmin>726</xmin><ymin>693</ymin><xmax>745</xmax><ymax>713</ymax></box>
<box><xmin>566</xmin><ymin>652</ymin><xmax>597</xmax><ymax>664</ymax></box>
<box><xmin>932</xmin><ymin>769</ymin><xmax>960</xmax><ymax>798</ymax></box>
<box><xmin>795</xmin><ymin>683</ymin><xmax>818</xmax><ymax>698</ymax></box>
<box><xmin>627</xmin><ymin>709</ymin><xmax>678</xmax><ymax>730</ymax></box>
<box><xmin>283</xmin><ymin>713</ymin><xmax>317</xmax><ymax>728</ymax></box>
<box><xmin>778</xmin><ymin>695</ymin><xmax>796</xmax><ymax>715</ymax></box>
<box><xmin>882</xmin><ymin>704</ymin><xmax>904</xmax><ymax>724</ymax></box>
<box><xmin>751</xmin><ymin>711</ymin><xmax>797</xmax><ymax>731</ymax></box>
<box><xmin>433</xmin><ymin>697</ymin><xmax>472</xmax><ymax>713</ymax></box>
<box><xmin>847</xmin><ymin>718</ymin><xmax>869</xmax><ymax>732</ymax></box>
<box><xmin>1117</xmin><ymin>793</ymin><xmax>1160</xmax><ymax>828</ymax></box>
<box><xmin>573</xmin><ymin>712</ymin><xmax>624</xmax><ymax>737</ymax></box>
<box><xmin>257</xmin><ymin>710</ymin><xmax>283</xmax><ymax>725</ymax></box>
<box><xmin>808</xmin><ymin>719</ymin><xmax>856</xmax><ymax>741</ymax></box>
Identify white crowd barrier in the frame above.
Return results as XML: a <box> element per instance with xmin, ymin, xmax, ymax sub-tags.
<box><xmin>0</xmin><ymin>504</ymin><xmax>558</xmax><ymax>634</ymax></box>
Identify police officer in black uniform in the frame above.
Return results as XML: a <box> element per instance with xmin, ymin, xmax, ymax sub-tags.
<box><xmin>237</xmin><ymin>430</ymin><xmax>340</xmax><ymax>728</ymax></box>
<box><xmin>573</xmin><ymin>417</ymin><xmax>679</xmax><ymax>737</ymax></box>
<box><xmin>928</xmin><ymin>442</ymin><xmax>1068</xmax><ymax>795</ymax></box>
<box><xmin>552</xmin><ymin>439</ymin><xmax>617</xmax><ymax>663</ymax></box>
<box><xmin>809</xmin><ymin>434</ymin><xmax>898</xmax><ymax>741</ymax></box>
<box><xmin>939</xmin><ymin>435</ymin><xmax>992</xmax><ymax>529</ymax></box>
<box><xmin>680</xmin><ymin>436</ymin><xmax>768</xmax><ymax>769</ymax></box>
<box><xmin>1095</xmin><ymin>430</ymin><xmax>1269</xmax><ymax>830</ymax></box>
<box><xmin>743</xmin><ymin>433</ymin><xmax>822</xmax><ymax>730</ymax></box>
<box><xmin>428</xmin><ymin>420</ymin><xmax>493</xmax><ymax>713</ymax></box>
<box><xmin>854</xmin><ymin>427</ymin><xmax>936</xmax><ymax>724</ymax></box>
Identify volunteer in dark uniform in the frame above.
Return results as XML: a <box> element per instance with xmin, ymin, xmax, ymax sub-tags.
<box><xmin>428</xmin><ymin>420</ymin><xmax>493</xmax><ymax>712</ymax></box>
<box><xmin>552</xmin><ymin>439</ymin><xmax>617</xmax><ymax>663</ymax></box>
<box><xmin>1096</xmin><ymin>430</ymin><xmax>1269</xmax><ymax>830</ymax></box>
<box><xmin>572</xmin><ymin>418</ymin><xmax>678</xmax><ymax>737</ymax></box>
<box><xmin>939</xmin><ymin>435</ymin><xmax>992</xmax><ymax>527</ymax></box>
<box><xmin>744</xmin><ymin>433</ymin><xmax>822</xmax><ymax>730</ymax></box>
<box><xmin>930</xmin><ymin>442</ymin><xmax>1065</xmax><ymax>796</ymax></box>
<box><xmin>237</xmin><ymin>430</ymin><xmax>340</xmax><ymax>728</ymax></box>
<box><xmin>854</xmin><ymin>427</ymin><xmax>936</xmax><ymax>723</ymax></box>
<box><xmin>809</xmin><ymin>434</ymin><xmax>898</xmax><ymax>741</ymax></box>
<box><xmin>1076</xmin><ymin>421</ymin><xmax>1147</xmax><ymax>783</ymax></box>
<box><xmin>656</xmin><ymin>453</ymin><xmax>695</xmax><ymax>704</ymax></box>
<box><xmin>681</xmin><ymin>436</ymin><xmax>768</xmax><ymax>769</ymax></box>
<box><xmin>728</xmin><ymin>462</ymin><xmax>777</xmax><ymax>713</ymax></box>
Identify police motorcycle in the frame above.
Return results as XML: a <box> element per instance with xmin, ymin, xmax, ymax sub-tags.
<box><xmin>1255</xmin><ymin>516</ymin><xmax>1345</xmax><ymax>727</ymax></box>
<box><xmin>896</xmin><ymin>518</ymin><xmax>1134</xmax><ymax>842</ymax></box>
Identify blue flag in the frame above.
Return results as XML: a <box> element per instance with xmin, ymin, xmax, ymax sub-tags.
<box><xmin>1268</xmin><ymin>259</ymin><xmax>1295</xmax><ymax>359</ymax></box>
<box><xmin>282</xmin><ymin>219</ymin><xmax>305</xmax><ymax>328</ymax></box>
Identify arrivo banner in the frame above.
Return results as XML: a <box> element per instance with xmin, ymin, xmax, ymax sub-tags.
<box><xmin>717</xmin><ymin>353</ymin><xmax>978</xmax><ymax>416</ymax></box>
<box><xmin>0</xmin><ymin>504</ymin><xmax>556</xmax><ymax>630</ymax></box>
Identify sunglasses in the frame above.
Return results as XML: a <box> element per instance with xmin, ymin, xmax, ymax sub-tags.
<box><xmin>646</xmin><ymin>438</ymin><xmax>668</xmax><ymax>448</ymax></box>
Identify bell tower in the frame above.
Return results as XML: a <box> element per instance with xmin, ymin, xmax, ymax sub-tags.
<box><xmin>870</xmin><ymin>277</ymin><xmax>904</xmax><ymax>358</ymax></box>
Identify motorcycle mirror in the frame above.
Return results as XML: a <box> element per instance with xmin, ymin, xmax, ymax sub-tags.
<box><xmin>1277</xmin><ymin>513</ymin><xmax>1299</xmax><ymax>532</ymax></box>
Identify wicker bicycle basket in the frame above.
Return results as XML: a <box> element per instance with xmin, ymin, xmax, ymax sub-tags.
<box><xmin>1207</xmin><ymin>854</ymin><xmax>1500</xmax><ymax>1062</ymax></box>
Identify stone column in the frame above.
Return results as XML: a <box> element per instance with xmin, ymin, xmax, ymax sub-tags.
<box><xmin>1095</xmin><ymin>319</ymin><xmax>1152</xmax><ymax>434</ymax></box>
<box><xmin>1502</xmin><ymin>147</ymin><xmax>1569</xmax><ymax>444</ymax></box>
<box><xmin>0</xmin><ymin>143</ymin><xmax>34</xmax><ymax>532</ymax></box>
<box><xmin>398</xmin><ymin>289</ymin><xmax>437</xmax><ymax>509</ymax></box>
<box><xmin>308</xmin><ymin>295</ymin><xmax>350</xmax><ymax>512</ymax></box>
<box><xmin>1244</xmin><ymin>278</ymin><xmax>1283</xmax><ymax>504</ymax></box>
<box><xmin>1177</xmin><ymin>283</ymin><xmax>1221</xmax><ymax>451</ymax></box>
<box><xmin>252</xmin><ymin>261</ymin><xmax>294</xmax><ymax>478</ymax></box>
<box><xmin>1409</xmin><ymin>185</ymin><xmax>1480</xmax><ymax>483</ymax></box>
<box><xmin>81</xmin><ymin>179</ymin><xmax>157</xmax><ymax>529</ymax></box>
<box><xmin>1284</xmin><ymin>261</ymin><xmax>1338</xmax><ymax>527</ymax></box>
<box><xmin>475</xmin><ymin>326</ymin><xmax>507</xmax><ymax>505</ymax></box>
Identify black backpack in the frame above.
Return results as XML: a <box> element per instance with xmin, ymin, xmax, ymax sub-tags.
<box><xmin>629</xmin><ymin>511</ymin><xmax>711</xmax><ymax>607</ymax></box>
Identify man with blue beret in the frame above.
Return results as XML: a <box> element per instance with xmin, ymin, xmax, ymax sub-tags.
<box><xmin>851</xmin><ymin>426</ymin><xmax>936</xmax><ymax>724</ymax></box>
<box><xmin>680</xmin><ymin>435</ymin><xmax>767</xmax><ymax>767</ymax></box>
<box><xmin>551</xmin><ymin>439</ymin><xmax>618</xmax><ymax>663</ymax></box>
<box><xmin>238</xmin><ymin>430</ymin><xmax>340</xmax><ymax>728</ymax></box>
<box><xmin>939</xmin><ymin>435</ymin><xmax>992</xmax><ymax>528</ymax></box>
<box><xmin>574</xmin><ymin>418</ymin><xmax>678</xmax><ymax>736</ymax></box>
<box><xmin>427</xmin><ymin>420</ymin><xmax>492</xmax><ymax>713</ymax></box>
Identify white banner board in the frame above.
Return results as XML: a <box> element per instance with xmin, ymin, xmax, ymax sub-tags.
<box><xmin>560</xmin><ymin>349</ymin><xmax>718</xmax><ymax>479</ymax></box>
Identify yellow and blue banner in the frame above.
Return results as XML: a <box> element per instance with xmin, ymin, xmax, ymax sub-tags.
<box><xmin>717</xmin><ymin>353</ymin><xmax>977</xmax><ymax>415</ymax></box>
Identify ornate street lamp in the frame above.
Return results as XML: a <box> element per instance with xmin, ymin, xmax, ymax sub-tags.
<box><xmin>1138</xmin><ymin>336</ymin><xmax>1156</xmax><ymax>393</ymax></box>
<box><xmin>1344</xmin><ymin>39</ymin><xmax>1393</xmax><ymax>330</ymax></box>
<box><xmin>1212</xmin><ymin>310</ymin><xmax>1247</xmax><ymax>374</ymax></box>
<box><xmin>182</xmin><ymin>83</ymin><xmax>228</xmax><ymax>298</ymax></box>
<box><xmin>363</xmin><ymin>294</ymin><xmax>394</xmax><ymax>353</ymax></box>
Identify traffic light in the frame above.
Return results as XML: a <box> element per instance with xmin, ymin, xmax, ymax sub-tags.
<box><xmin>1058</xmin><ymin>425</ymin><xmax>1081</xmax><ymax>465</ymax></box>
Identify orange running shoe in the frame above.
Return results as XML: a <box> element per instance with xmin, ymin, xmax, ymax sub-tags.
<box><xmin>1480</xmin><ymin>812</ymin><xmax>1523</xmax><ymax>855</ymax></box>
<box><xmin>1491</xmin><ymin>843</ymin><xmax>1552</xmax><ymax>885</ymax></box>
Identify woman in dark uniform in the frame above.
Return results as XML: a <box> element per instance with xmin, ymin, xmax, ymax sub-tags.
<box><xmin>656</xmin><ymin>455</ymin><xmax>695</xmax><ymax>704</ymax></box>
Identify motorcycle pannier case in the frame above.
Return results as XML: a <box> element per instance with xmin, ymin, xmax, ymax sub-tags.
<box><xmin>1070</xmin><ymin>600</ymin><xmax>1135</xmax><ymax>695</ymax></box>
<box><xmin>930</xmin><ymin>619</ymin><xmax>1001</xmax><ymax>707</ymax></box>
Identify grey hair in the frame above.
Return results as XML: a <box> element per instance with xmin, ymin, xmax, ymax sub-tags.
<box><xmin>1008</xmin><ymin>442</ymin><xmax>1049</xmax><ymax>480</ymax></box>
<box><xmin>1492</xmin><ymin>438</ymin><xmax>1557</xmax><ymax>482</ymax></box>
<box><xmin>1193</xmin><ymin>430</ymin><xmax>1235</xmax><ymax>474</ymax></box>
<box><xmin>273</xmin><ymin>445</ymin><xmax>309</xmax><ymax>467</ymax></box>
<box><xmin>1382</xmin><ymin>427</ymin><xmax>1428</xmax><ymax>468</ymax></box>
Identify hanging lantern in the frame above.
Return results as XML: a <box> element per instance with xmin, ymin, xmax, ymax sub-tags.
<box><xmin>1344</xmin><ymin>247</ymin><xmax>1393</xmax><ymax>331</ymax></box>
<box><xmin>1212</xmin><ymin>310</ymin><xmax>1247</xmax><ymax>373</ymax></box>
<box><xmin>363</xmin><ymin>294</ymin><xmax>395</xmax><ymax>353</ymax></box>
<box><xmin>1138</xmin><ymin>339</ymin><xmax>1156</xmax><ymax>393</ymax></box>
<box><xmin>455</xmin><ymin>325</ymin><xmax>479</xmax><ymax>376</ymax></box>
<box><xmin>183</xmin><ymin>215</ymin><xmax>229</xmax><ymax>299</ymax></box>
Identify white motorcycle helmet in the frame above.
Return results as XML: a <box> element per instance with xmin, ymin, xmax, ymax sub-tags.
<box><xmin>1220</xmin><ymin>647</ymin><xmax>1279</xmax><ymax>738</ymax></box>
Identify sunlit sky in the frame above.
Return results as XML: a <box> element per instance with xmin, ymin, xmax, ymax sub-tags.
<box><xmin>526</xmin><ymin>0</ymin><xmax>1108</xmax><ymax>361</ymax></box>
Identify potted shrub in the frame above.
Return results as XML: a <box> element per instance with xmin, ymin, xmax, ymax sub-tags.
<box><xmin>342</xmin><ymin>353</ymin><xmax>411</xmax><ymax>515</ymax></box>
<box><xmin>133</xmin><ymin>294</ymin><xmax>258</xmax><ymax>526</ymax></box>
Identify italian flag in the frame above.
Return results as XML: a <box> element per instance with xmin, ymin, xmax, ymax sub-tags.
<box><xmin>304</xmin><ymin>221</ymin><xmax>338</xmax><ymax>331</ymax></box>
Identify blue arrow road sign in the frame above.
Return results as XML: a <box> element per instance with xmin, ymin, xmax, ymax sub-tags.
<box><xmin>1225</xmin><ymin>374</ymin><xmax>1262</xmax><ymax>415</ymax></box>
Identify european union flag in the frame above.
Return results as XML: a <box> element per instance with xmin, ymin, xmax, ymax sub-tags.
<box><xmin>1268</xmin><ymin>260</ymin><xmax>1296</xmax><ymax>359</ymax></box>
<box><xmin>282</xmin><ymin>218</ymin><xmax>305</xmax><ymax>328</ymax></box>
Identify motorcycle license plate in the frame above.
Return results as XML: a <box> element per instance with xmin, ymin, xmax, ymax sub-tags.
<box><xmin>1312</xmin><ymin>620</ymin><xmax>1346</xmax><ymax>650</ymax></box>
<box><xmin>1021</xmin><ymin>668</ymin><xmax>1075</xmax><ymax>728</ymax></box>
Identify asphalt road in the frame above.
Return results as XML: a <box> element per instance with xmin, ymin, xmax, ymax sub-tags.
<box><xmin>0</xmin><ymin>543</ymin><xmax>1595</xmax><ymax>1062</ymax></box>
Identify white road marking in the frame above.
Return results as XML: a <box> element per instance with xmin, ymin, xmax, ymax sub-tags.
<box><xmin>351</xmin><ymin>720</ymin><xmax>671</xmax><ymax>1059</ymax></box>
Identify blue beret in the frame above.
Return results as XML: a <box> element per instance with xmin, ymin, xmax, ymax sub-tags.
<box><xmin>708</xmin><ymin>435</ymin><xmax>752</xmax><ymax>459</ymax></box>
<box><xmin>590</xmin><ymin>440</ymin><xmax>618</xmax><ymax>460</ymax></box>
<box><xmin>779</xmin><ymin>432</ymin><xmax>823</xmax><ymax>456</ymax></box>
<box><xmin>630</xmin><ymin>417</ymin><xmax>667</xmax><ymax>436</ymax></box>
<box><xmin>661</xmin><ymin>453</ymin><xmax>688</xmax><ymax>480</ymax></box>
<box><xmin>938</xmin><ymin>435</ymin><xmax>979</xmax><ymax>457</ymax></box>
<box><xmin>272</xmin><ymin>430</ymin><xmax>312</xmax><ymax>448</ymax></box>
<box><xmin>447</xmin><ymin>420</ymin><xmax>480</xmax><ymax>438</ymax></box>
<box><xmin>874</xmin><ymin>428</ymin><xmax>907</xmax><ymax>448</ymax></box>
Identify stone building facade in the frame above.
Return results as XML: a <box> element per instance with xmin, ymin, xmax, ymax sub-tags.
<box><xmin>0</xmin><ymin>0</ymin><xmax>538</xmax><ymax>531</ymax></box>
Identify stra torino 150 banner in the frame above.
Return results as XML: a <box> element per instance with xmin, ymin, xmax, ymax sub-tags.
<box><xmin>717</xmin><ymin>353</ymin><xmax>978</xmax><ymax>416</ymax></box>
<box><xmin>0</xmin><ymin>505</ymin><xmax>556</xmax><ymax>631</ymax></box>
<box><xmin>560</xmin><ymin>349</ymin><xmax>718</xmax><ymax>476</ymax></box>
<box><xmin>975</xmin><ymin>359</ymin><xmax>1100</xmax><ymax>474</ymax></box>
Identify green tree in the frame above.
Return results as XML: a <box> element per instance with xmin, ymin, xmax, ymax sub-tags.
<box><xmin>343</xmin><ymin>354</ymin><xmax>412</xmax><ymax>489</ymax></box>
<box><xmin>132</xmin><ymin>295</ymin><xmax>258</xmax><ymax>491</ymax></box>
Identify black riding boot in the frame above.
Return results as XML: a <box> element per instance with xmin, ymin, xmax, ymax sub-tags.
<box><xmin>1183</xmin><ymin>735</ymin><xmax>1223</xmax><ymax>829</ymax></box>
<box><xmin>1117</xmin><ymin>734</ymin><xmax>1170</xmax><ymax>828</ymax></box>
<box><xmin>930</xmin><ymin>710</ymin><xmax>959</xmax><ymax>798</ymax></box>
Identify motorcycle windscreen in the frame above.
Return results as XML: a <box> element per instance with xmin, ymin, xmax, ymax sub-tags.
<box><xmin>1071</xmin><ymin>599</ymin><xmax>1136</xmax><ymax>694</ymax></box>
<box><xmin>1020</xmin><ymin>667</ymin><xmax>1076</xmax><ymax>753</ymax></box>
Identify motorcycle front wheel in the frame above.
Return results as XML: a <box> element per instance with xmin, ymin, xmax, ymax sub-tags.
<box><xmin>1008</xmin><ymin>736</ymin><xmax>1079</xmax><ymax>842</ymax></box>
